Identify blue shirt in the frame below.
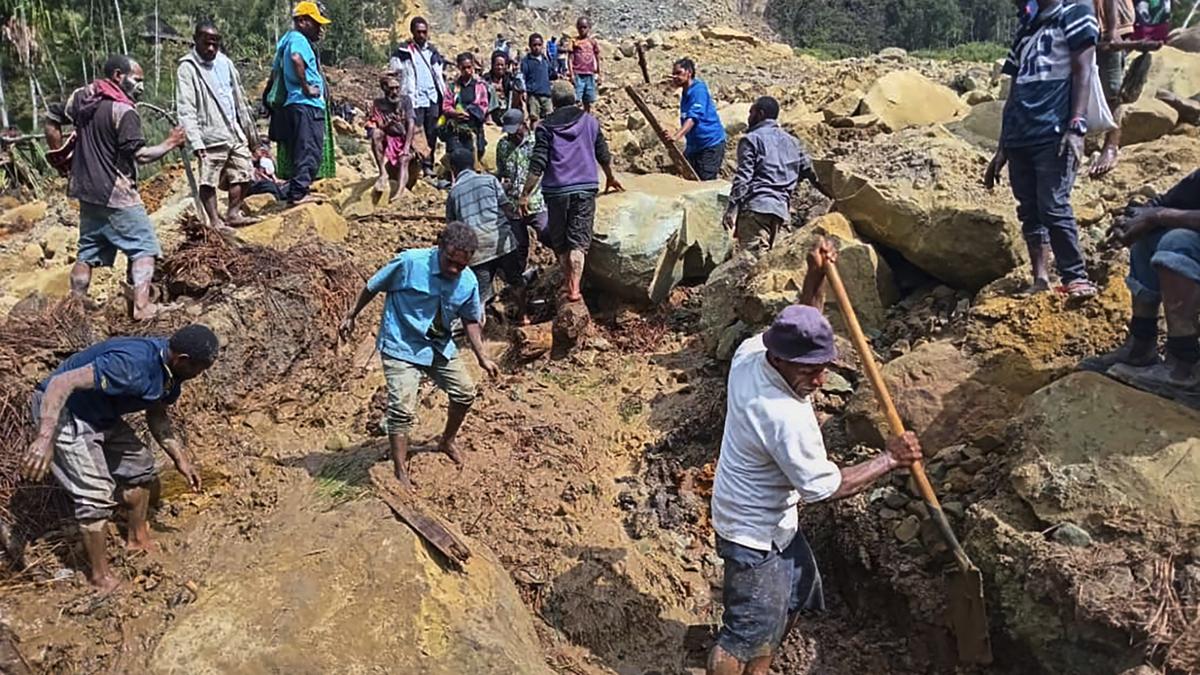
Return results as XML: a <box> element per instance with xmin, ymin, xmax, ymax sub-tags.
<box><xmin>275</xmin><ymin>30</ymin><xmax>325</xmax><ymax>109</ymax></box>
<box><xmin>37</xmin><ymin>337</ymin><xmax>181</xmax><ymax>429</ymax></box>
<box><xmin>1000</xmin><ymin>2</ymin><xmax>1098</xmax><ymax>148</ymax></box>
<box><xmin>680</xmin><ymin>79</ymin><xmax>726</xmax><ymax>154</ymax></box>
<box><xmin>367</xmin><ymin>248</ymin><xmax>483</xmax><ymax>365</ymax></box>
<box><xmin>521</xmin><ymin>54</ymin><xmax>553</xmax><ymax>97</ymax></box>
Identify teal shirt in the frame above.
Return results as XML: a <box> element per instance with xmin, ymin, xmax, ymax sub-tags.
<box><xmin>366</xmin><ymin>248</ymin><xmax>482</xmax><ymax>365</ymax></box>
<box><xmin>275</xmin><ymin>30</ymin><xmax>325</xmax><ymax>109</ymax></box>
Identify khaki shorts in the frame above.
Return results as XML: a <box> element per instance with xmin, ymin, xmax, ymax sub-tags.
<box><xmin>735</xmin><ymin>210</ymin><xmax>785</xmax><ymax>256</ymax></box>
<box><xmin>198</xmin><ymin>142</ymin><xmax>255</xmax><ymax>190</ymax></box>
<box><xmin>527</xmin><ymin>95</ymin><xmax>553</xmax><ymax>120</ymax></box>
<box><xmin>382</xmin><ymin>353</ymin><xmax>476</xmax><ymax>435</ymax></box>
<box><xmin>31</xmin><ymin>392</ymin><xmax>157</xmax><ymax>522</ymax></box>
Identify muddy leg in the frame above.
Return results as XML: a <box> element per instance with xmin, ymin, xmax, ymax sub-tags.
<box><xmin>707</xmin><ymin>645</ymin><xmax>746</xmax><ymax>675</ymax></box>
<box><xmin>744</xmin><ymin>656</ymin><xmax>773</xmax><ymax>675</ymax></box>
<box><xmin>566</xmin><ymin>249</ymin><xmax>585</xmax><ymax>302</ymax></box>
<box><xmin>199</xmin><ymin>185</ymin><xmax>223</xmax><ymax>228</ymax></box>
<box><xmin>69</xmin><ymin>261</ymin><xmax>93</xmax><ymax>297</ymax></box>
<box><xmin>438</xmin><ymin>402</ymin><xmax>470</xmax><ymax>465</ymax></box>
<box><xmin>387</xmin><ymin>433</ymin><xmax>415</xmax><ymax>490</ymax></box>
<box><xmin>79</xmin><ymin>519</ymin><xmax>120</xmax><ymax>593</ymax></box>
<box><xmin>129</xmin><ymin>256</ymin><xmax>159</xmax><ymax>321</ymax></box>
<box><xmin>121</xmin><ymin>480</ymin><xmax>156</xmax><ymax>553</ymax></box>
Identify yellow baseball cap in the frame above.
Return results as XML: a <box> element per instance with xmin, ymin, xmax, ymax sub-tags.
<box><xmin>293</xmin><ymin>1</ymin><xmax>331</xmax><ymax>24</ymax></box>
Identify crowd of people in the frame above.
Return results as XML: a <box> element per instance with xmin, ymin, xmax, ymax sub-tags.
<box><xmin>20</xmin><ymin>0</ymin><xmax>1200</xmax><ymax>673</ymax></box>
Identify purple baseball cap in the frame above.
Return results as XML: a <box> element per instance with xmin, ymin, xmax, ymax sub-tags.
<box><xmin>762</xmin><ymin>305</ymin><xmax>838</xmax><ymax>365</ymax></box>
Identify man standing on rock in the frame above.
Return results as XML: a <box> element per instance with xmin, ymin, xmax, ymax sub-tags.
<box><xmin>520</xmin><ymin>80</ymin><xmax>623</xmax><ymax>302</ymax></box>
<box><xmin>339</xmin><ymin>222</ymin><xmax>500</xmax><ymax>490</ymax></box>
<box><xmin>20</xmin><ymin>325</ymin><xmax>218</xmax><ymax>592</ymax></box>
<box><xmin>722</xmin><ymin>96</ymin><xmax>823</xmax><ymax>256</ymax></box>
<box><xmin>984</xmin><ymin>0</ymin><xmax>1100</xmax><ymax>298</ymax></box>
<box><xmin>390</xmin><ymin>17</ymin><xmax>449</xmax><ymax>176</ymax></box>
<box><xmin>668</xmin><ymin>58</ymin><xmax>726</xmax><ymax>181</ymax></box>
<box><xmin>446</xmin><ymin>148</ymin><xmax>527</xmax><ymax>323</ymax></box>
<box><xmin>176</xmin><ymin>20</ymin><xmax>260</xmax><ymax>230</ymax></box>
<box><xmin>270</xmin><ymin>1</ymin><xmax>331</xmax><ymax>206</ymax></box>
<box><xmin>708</xmin><ymin>240</ymin><xmax>923</xmax><ymax>675</ymax></box>
<box><xmin>44</xmin><ymin>54</ymin><xmax>187</xmax><ymax>321</ymax></box>
<box><xmin>520</xmin><ymin>34</ymin><xmax>554</xmax><ymax>123</ymax></box>
<box><xmin>1081</xmin><ymin>169</ymin><xmax>1200</xmax><ymax>397</ymax></box>
<box><xmin>567</xmin><ymin>17</ymin><xmax>601</xmax><ymax>114</ymax></box>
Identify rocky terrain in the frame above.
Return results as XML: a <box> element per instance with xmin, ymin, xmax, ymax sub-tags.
<box><xmin>1</xmin><ymin>11</ymin><xmax>1200</xmax><ymax>675</ymax></box>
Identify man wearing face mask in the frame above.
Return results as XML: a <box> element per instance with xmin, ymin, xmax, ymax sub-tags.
<box><xmin>708</xmin><ymin>238</ymin><xmax>923</xmax><ymax>675</ymax></box>
<box><xmin>44</xmin><ymin>54</ymin><xmax>187</xmax><ymax>321</ymax></box>
<box><xmin>176</xmin><ymin>19</ymin><xmax>260</xmax><ymax>230</ymax></box>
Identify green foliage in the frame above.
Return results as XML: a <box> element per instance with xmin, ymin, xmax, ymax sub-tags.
<box><xmin>769</xmin><ymin>0</ymin><xmax>1019</xmax><ymax>55</ymax></box>
<box><xmin>912</xmin><ymin>40</ymin><xmax>1009</xmax><ymax>62</ymax></box>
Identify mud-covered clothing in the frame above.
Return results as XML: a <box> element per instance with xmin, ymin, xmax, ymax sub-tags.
<box><xmin>528</xmin><ymin>106</ymin><xmax>611</xmax><ymax>197</ymax></box>
<box><xmin>31</xmin><ymin>389</ymin><xmax>158</xmax><ymax>522</ymax></box>
<box><xmin>729</xmin><ymin>119</ymin><xmax>810</xmax><ymax>223</ymax></box>
<box><xmin>711</xmin><ymin>334</ymin><xmax>842</xmax><ymax>553</ymax></box>
<box><xmin>1000</xmin><ymin>2</ymin><xmax>1099</xmax><ymax>148</ymax></box>
<box><xmin>65</xmin><ymin>81</ymin><xmax>145</xmax><ymax>209</ymax></box>
<box><xmin>735</xmin><ymin>209</ymin><xmax>784</xmax><ymax>255</ymax></box>
<box><xmin>36</xmin><ymin>337</ymin><xmax>181</xmax><ymax>430</ymax></box>
<box><xmin>1127</xmin><ymin>170</ymin><xmax>1200</xmax><ymax>305</ymax></box>
<box><xmin>715</xmin><ymin>532</ymin><xmax>825</xmax><ymax>663</ymax></box>
<box><xmin>366</xmin><ymin>247</ymin><xmax>483</xmax><ymax>367</ymax></box>
<box><xmin>382</xmin><ymin>353</ymin><xmax>475</xmax><ymax>435</ymax></box>
<box><xmin>76</xmin><ymin>203</ymin><xmax>161</xmax><ymax>267</ymax></box>
<box><xmin>367</xmin><ymin>95</ymin><xmax>415</xmax><ymax>168</ymax></box>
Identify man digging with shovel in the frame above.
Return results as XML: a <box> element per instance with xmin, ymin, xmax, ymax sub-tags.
<box><xmin>708</xmin><ymin>238</ymin><xmax>924</xmax><ymax>675</ymax></box>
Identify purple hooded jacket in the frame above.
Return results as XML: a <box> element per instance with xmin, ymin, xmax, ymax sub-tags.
<box><xmin>529</xmin><ymin>106</ymin><xmax>612</xmax><ymax>196</ymax></box>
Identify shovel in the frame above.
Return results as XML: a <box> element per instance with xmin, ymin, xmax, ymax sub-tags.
<box><xmin>824</xmin><ymin>261</ymin><xmax>993</xmax><ymax>665</ymax></box>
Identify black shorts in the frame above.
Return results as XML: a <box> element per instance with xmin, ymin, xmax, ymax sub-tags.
<box><xmin>686</xmin><ymin>143</ymin><xmax>726</xmax><ymax>181</ymax></box>
<box><xmin>471</xmin><ymin>249</ymin><xmax>525</xmax><ymax>305</ymax></box>
<box><xmin>545</xmin><ymin>191</ymin><xmax>597</xmax><ymax>254</ymax></box>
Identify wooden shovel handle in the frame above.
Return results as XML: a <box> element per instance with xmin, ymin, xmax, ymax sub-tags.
<box><xmin>824</xmin><ymin>262</ymin><xmax>943</xmax><ymax>511</ymax></box>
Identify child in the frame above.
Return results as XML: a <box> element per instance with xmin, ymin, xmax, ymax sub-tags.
<box><xmin>567</xmin><ymin>17</ymin><xmax>601</xmax><ymax>113</ymax></box>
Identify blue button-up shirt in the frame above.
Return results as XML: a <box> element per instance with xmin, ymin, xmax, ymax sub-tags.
<box><xmin>37</xmin><ymin>337</ymin><xmax>181</xmax><ymax>429</ymax></box>
<box><xmin>680</xmin><ymin>79</ymin><xmax>726</xmax><ymax>155</ymax></box>
<box><xmin>367</xmin><ymin>248</ymin><xmax>483</xmax><ymax>365</ymax></box>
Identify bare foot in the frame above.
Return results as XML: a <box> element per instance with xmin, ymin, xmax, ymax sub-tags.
<box><xmin>87</xmin><ymin>572</ymin><xmax>122</xmax><ymax>595</ymax></box>
<box><xmin>288</xmin><ymin>195</ymin><xmax>323</xmax><ymax>207</ymax></box>
<box><xmin>1017</xmin><ymin>278</ymin><xmax>1052</xmax><ymax>297</ymax></box>
<box><xmin>438</xmin><ymin>440</ymin><xmax>465</xmax><ymax>466</ymax></box>
<box><xmin>1090</xmin><ymin>146</ymin><xmax>1119</xmax><ymax>178</ymax></box>
<box><xmin>389</xmin><ymin>188</ymin><xmax>406</xmax><ymax>203</ymax></box>
<box><xmin>125</xmin><ymin>537</ymin><xmax>157</xmax><ymax>555</ymax></box>
<box><xmin>373</xmin><ymin>175</ymin><xmax>388</xmax><ymax>195</ymax></box>
<box><xmin>132</xmin><ymin>303</ymin><xmax>161</xmax><ymax>321</ymax></box>
<box><xmin>393</xmin><ymin>466</ymin><xmax>415</xmax><ymax>491</ymax></box>
<box><xmin>223</xmin><ymin>215</ymin><xmax>261</xmax><ymax>227</ymax></box>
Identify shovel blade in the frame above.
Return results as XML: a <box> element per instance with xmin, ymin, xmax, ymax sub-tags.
<box><xmin>946</xmin><ymin>568</ymin><xmax>992</xmax><ymax>665</ymax></box>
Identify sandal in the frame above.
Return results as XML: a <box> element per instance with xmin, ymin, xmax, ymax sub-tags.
<box><xmin>1061</xmin><ymin>279</ymin><xmax>1098</xmax><ymax>299</ymax></box>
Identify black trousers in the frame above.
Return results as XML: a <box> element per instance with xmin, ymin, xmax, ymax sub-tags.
<box><xmin>414</xmin><ymin>105</ymin><xmax>439</xmax><ymax>171</ymax></box>
<box><xmin>283</xmin><ymin>104</ymin><xmax>325</xmax><ymax>202</ymax></box>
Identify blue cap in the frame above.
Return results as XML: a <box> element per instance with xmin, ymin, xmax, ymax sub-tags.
<box><xmin>762</xmin><ymin>305</ymin><xmax>837</xmax><ymax>364</ymax></box>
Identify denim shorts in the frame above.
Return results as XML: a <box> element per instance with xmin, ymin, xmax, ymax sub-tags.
<box><xmin>1127</xmin><ymin>228</ymin><xmax>1200</xmax><ymax>305</ymax></box>
<box><xmin>574</xmin><ymin>74</ymin><xmax>597</xmax><ymax>104</ymax></box>
<box><xmin>715</xmin><ymin>533</ymin><xmax>825</xmax><ymax>663</ymax></box>
<box><xmin>77</xmin><ymin>202</ymin><xmax>161</xmax><ymax>267</ymax></box>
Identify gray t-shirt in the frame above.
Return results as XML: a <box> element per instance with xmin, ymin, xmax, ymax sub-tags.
<box><xmin>445</xmin><ymin>170</ymin><xmax>516</xmax><ymax>266</ymax></box>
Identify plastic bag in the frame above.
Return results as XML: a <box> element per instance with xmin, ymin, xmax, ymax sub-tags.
<box><xmin>1085</xmin><ymin>62</ymin><xmax>1118</xmax><ymax>134</ymax></box>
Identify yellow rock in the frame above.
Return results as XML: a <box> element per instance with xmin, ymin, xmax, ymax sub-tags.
<box><xmin>700</xmin><ymin>26</ymin><xmax>761</xmax><ymax>46</ymax></box>
<box><xmin>8</xmin><ymin>266</ymin><xmax>71</xmax><ymax>298</ymax></box>
<box><xmin>20</xmin><ymin>242</ymin><xmax>44</xmax><ymax>265</ymax></box>
<box><xmin>237</xmin><ymin>202</ymin><xmax>348</xmax><ymax>249</ymax></box>
<box><xmin>40</xmin><ymin>225</ymin><xmax>76</xmax><ymax>260</ymax></box>
<box><xmin>1138</xmin><ymin>47</ymin><xmax>1200</xmax><ymax>102</ymax></box>
<box><xmin>0</xmin><ymin>201</ymin><xmax>48</xmax><ymax>229</ymax></box>
<box><xmin>1120</xmin><ymin>97</ymin><xmax>1179</xmax><ymax>146</ymax></box>
<box><xmin>859</xmin><ymin>70</ymin><xmax>970</xmax><ymax>131</ymax></box>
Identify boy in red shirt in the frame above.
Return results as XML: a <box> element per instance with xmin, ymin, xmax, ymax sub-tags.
<box><xmin>567</xmin><ymin>17</ymin><xmax>601</xmax><ymax>113</ymax></box>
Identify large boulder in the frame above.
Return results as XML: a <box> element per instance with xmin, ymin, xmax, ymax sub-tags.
<box><xmin>700</xmin><ymin>213</ymin><xmax>897</xmax><ymax>355</ymax></box>
<box><xmin>813</xmin><ymin>128</ymin><xmax>1024</xmax><ymax>289</ymax></box>
<box><xmin>0</xmin><ymin>201</ymin><xmax>48</xmax><ymax>232</ymax></box>
<box><xmin>947</xmin><ymin>99</ymin><xmax>1004</xmax><ymax>150</ymax></box>
<box><xmin>700</xmin><ymin>26</ymin><xmax>761</xmax><ymax>46</ymax></box>
<box><xmin>1138</xmin><ymin>46</ymin><xmax>1200</xmax><ymax>101</ymax></box>
<box><xmin>844</xmin><ymin>340</ymin><xmax>1024</xmax><ymax>452</ymax></box>
<box><xmin>587</xmin><ymin>174</ymin><xmax>732</xmax><ymax>304</ymax></box>
<box><xmin>151</xmin><ymin>497</ymin><xmax>551</xmax><ymax>674</ymax></box>
<box><xmin>238</xmin><ymin>202</ymin><xmax>348</xmax><ymax>249</ymax></box>
<box><xmin>858</xmin><ymin>70</ymin><xmax>970</xmax><ymax>131</ymax></box>
<box><xmin>1009</xmin><ymin>372</ymin><xmax>1200</xmax><ymax>529</ymax></box>
<box><xmin>1120</xmin><ymin>97</ymin><xmax>1179</xmax><ymax>146</ymax></box>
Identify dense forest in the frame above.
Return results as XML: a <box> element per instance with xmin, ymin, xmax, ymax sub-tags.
<box><xmin>0</xmin><ymin>0</ymin><xmax>397</xmax><ymax>130</ymax></box>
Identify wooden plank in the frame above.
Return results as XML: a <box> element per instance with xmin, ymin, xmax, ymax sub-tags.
<box><xmin>369</xmin><ymin>464</ymin><xmax>472</xmax><ymax>570</ymax></box>
<box><xmin>624</xmin><ymin>85</ymin><xmax>700</xmax><ymax>181</ymax></box>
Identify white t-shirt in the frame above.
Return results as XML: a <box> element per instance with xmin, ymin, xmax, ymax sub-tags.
<box><xmin>711</xmin><ymin>334</ymin><xmax>843</xmax><ymax>552</ymax></box>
